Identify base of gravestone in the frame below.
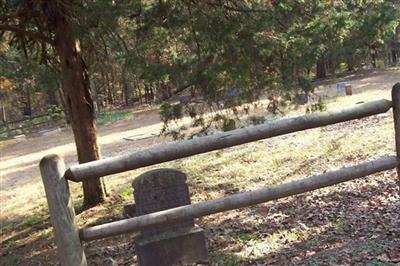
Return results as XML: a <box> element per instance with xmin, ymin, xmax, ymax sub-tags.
<box><xmin>123</xmin><ymin>203</ymin><xmax>136</xmax><ymax>218</ymax></box>
<box><xmin>135</xmin><ymin>226</ymin><xmax>208</xmax><ymax>266</ymax></box>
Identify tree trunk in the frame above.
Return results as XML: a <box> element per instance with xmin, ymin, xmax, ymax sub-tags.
<box><xmin>47</xmin><ymin>87</ymin><xmax>59</xmax><ymax>107</ymax></box>
<box><xmin>23</xmin><ymin>84</ymin><xmax>32</xmax><ymax>117</ymax></box>
<box><xmin>105</xmin><ymin>71</ymin><xmax>114</xmax><ymax>105</ymax></box>
<box><xmin>392</xmin><ymin>49</ymin><xmax>398</xmax><ymax>64</ymax></box>
<box><xmin>371</xmin><ymin>50</ymin><xmax>377</xmax><ymax>68</ymax></box>
<box><xmin>346</xmin><ymin>53</ymin><xmax>355</xmax><ymax>71</ymax></box>
<box><xmin>137</xmin><ymin>78</ymin><xmax>143</xmax><ymax>104</ymax></box>
<box><xmin>53</xmin><ymin>13</ymin><xmax>105</xmax><ymax>207</ymax></box>
<box><xmin>316</xmin><ymin>57</ymin><xmax>326</xmax><ymax>79</ymax></box>
<box><xmin>121</xmin><ymin>63</ymin><xmax>130</xmax><ymax>106</ymax></box>
<box><xmin>58</xmin><ymin>85</ymin><xmax>71</xmax><ymax>124</ymax></box>
<box><xmin>109</xmin><ymin>68</ymin><xmax>116</xmax><ymax>104</ymax></box>
<box><xmin>326</xmin><ymin>53</ymin><xmax>335</xmax><ymax>75</ymax></box>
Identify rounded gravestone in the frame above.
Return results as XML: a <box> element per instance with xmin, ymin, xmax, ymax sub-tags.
<box><xmin>132</xmin><ymin>168</ymin><xmax>194</xmax><ymax>236</ymax></box>
<box><xmin>132</xmin><ymin>168</ymin><xmax>208</xmax><ymax>265</ymax></box>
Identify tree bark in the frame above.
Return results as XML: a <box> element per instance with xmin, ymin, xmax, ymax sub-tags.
<box><xmin>53</xmin><ymin>11</ymin><xmax>105</xmax><ymax>207</ymax></box>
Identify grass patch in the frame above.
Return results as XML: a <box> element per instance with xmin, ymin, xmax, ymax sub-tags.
<box><xmin>210</xmin><ymin>253</ymin><xmax>243</xmax><ymax>265</ymax></box>
<box><xmin>15</xmin><ymin>214</ymin><xmax>44</xmax><ymax>229</ymax></box>
<box><xmin>0</xmin><ymin>255</ymin><xmax>22</xmax><ymax>266</ymax></box>
<box><xmin>96</xmin><ymin>110</ymin><xmax>132</xmax><ymax>125</ymax></box>
<box><xmin>235</xmin><ymin>232</ymin><xmax>259</xmax><ymax>242</ymax></box>
<box><xmin>118</xmin><ymin>187</ymin><xmax>133</xmax><ymax>198</ymax></box>
<box><xmin>1</xmin><ymin>213</ymin><xmax>45</xmax><ymax>233</ymax></box>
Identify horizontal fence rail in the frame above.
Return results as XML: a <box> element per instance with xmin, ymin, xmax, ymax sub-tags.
<box><xmin>79</xmin><ymin>155</ymin><xmax>399</xmax><ymax>241</ymax></box>
<box><xmin>66</xmin><ymin>99</ymin><xmax>392</xmax><ymax>181</ymax></box>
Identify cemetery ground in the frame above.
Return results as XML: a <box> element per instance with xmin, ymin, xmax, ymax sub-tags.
<box><xmin>1</xmin><ymin>68</ymin><xmax>400</xmax><ymax>265</ymax></box>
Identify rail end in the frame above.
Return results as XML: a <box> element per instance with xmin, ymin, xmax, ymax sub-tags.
<box><xmin>64</xmin><ymin>168</ymin><xmax>81</xmax><ymax>182</ymax></box>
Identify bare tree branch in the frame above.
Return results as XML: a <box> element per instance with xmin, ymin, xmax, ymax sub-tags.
<box><xmin>0</xmin><ymin>24</ymin><xmax>55</xmax><ymax>45</ymax></box>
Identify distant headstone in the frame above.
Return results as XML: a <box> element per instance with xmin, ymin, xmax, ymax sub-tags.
<box><xmin>345</xmin><ymin>84</ymin><xmax>353</xmax><ymax>95</ymax></box>
<box><xmin>227</xmin><ymin>88</ymin><xmax>239</xmax><ymax>98</ymax></box>
<box><xmin>123</xmin><ymin>203</ymin><xmax>136</xmax><ymax>218</ymax></box>
<box><xmin>336</xmin><ymin>81</ymin><xmax>348</xmax><ymax>93</ymax></box>
<box><xmin>132</xmin><ymin>168</ymin><xmax>208</xmax><ymax>266</ymax></box>
<box><xmin>179</xmin><ymin>95</ymin><xmax>192</xmax><ymax>105</ymax></box>
<box><xmin>296</xmin><ymin>93</ymin><xmax>308</xmax><ymax>105</ymax></box>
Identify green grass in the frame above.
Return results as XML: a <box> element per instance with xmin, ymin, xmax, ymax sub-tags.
<box><xmin>118</xmin><ymin>187</ymin><xmax>133</xmax><ymax>198</ymax></box>
<box><xmin>1</xmin><ymin>213</ymin><xmax>45</xmax><ymax>233</ymax></box>
<box><xmin>0</xmin><ymin>255</ymin><xmax>22</xmax><ymax>266</ymax></box>
<box><xmin>210</xmin><ymin>253</ymin><xmax>243</xmax><ymax>265</ymax></box>
<box><xmin>96</xmin><ymin>110</ymin><xmax>133</xmax><ymax>125</ymax></box>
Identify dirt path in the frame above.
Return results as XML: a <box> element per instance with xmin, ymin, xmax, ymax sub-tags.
<box><xmin>313</xmin><ymin>68</ymin><xmax>400</xmax><ymax>98</ymax></box>
<box><xmin>0</xmin><ymin>108</ymin><xmax>165</xmax><ymax>221</ymax></box>
<box><xmin>0</xmin><ymin>68</ymin><xmax>399</xmax><ymax>223</ymax></box>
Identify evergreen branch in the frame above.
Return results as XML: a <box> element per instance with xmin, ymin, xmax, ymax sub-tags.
<box><xmin>205</xmin><ymin>0</ymin><xmax>271</xmax><ymax>13</ymax></box>
<box><xmin>0</xmin><ymin>24</ymin><xmax>55</xmax><ymax>45</ymax></box>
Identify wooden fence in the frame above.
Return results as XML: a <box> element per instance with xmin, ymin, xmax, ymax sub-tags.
<box><xmin>40</xmin><ymin>84</ymin><xmax>400</xmax><ymax>265</ymax></box>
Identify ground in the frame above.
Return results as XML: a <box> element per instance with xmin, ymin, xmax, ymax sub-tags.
<box><xmin>0</xmin><ymin>68</ymin><xmax>399</xmax><ymax>265</ymax></box>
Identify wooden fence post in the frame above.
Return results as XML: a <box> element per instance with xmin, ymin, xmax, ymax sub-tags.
<box><xmin>392</xmin><ymin>83</ymin><xmax>400</xmax><ymax>188</ymax></box>
<box><xmin>40</xmin><ymin>155</ymin><xmax>87</xmax><ymax>266</ymax></box>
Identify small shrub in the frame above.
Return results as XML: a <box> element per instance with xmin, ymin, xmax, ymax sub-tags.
<box><xmin>248</xmin><ymin>115</ymin><xmax>266</xmax><ymax>125</ymax></box>
<box><xmin>306</xmin><ymin>97</ymin><xmax>327</xmax><ymax>113</ymax></box>
<box><xmin>298</xmin><ymin>76</ymin><xmax>313</xmax><ymax>94</ymax></box>
<box><xmin>212</xmin><ymin>113</ymin><xmax>237</xmax><ymax>132</ymax></box>
<box><xmin>48</xmin><ymin>106</ymin><xmax>64</xmax><ymax>120</ymax></box>
<box><xmin>159</xmin><ymin>102</ymin><xmax>183</xmax><ymax>123</ymax></box>
<box><xmin>96</xmin><ymin>110</ymin><xmax>132</xmax><ymax>125</ymax></box>
<box><xmin>118</xmin><ymin>188</ymin><xmax>132</xmax><ymax>198</ymax></box>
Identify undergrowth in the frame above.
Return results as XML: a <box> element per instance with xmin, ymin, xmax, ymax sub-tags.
<box><xmin>96</xmin><ymin>110</ymin><xmax>133</xmax><ymax>125</ymax></box>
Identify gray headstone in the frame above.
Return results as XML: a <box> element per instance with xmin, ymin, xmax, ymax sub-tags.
<box><xmin>133</xmin><ymin>168</ymin><xmax>194</xmax><ymax>236</ymax></box>
<box><xmin>132</xmin><ymin>168</ymin><xmax>208</xmax><ymax>266</ymax></box>
<box><xmin>296</xmin><ymin>93</ymin><xmax>308</xmax><ymax>105</ymax></box>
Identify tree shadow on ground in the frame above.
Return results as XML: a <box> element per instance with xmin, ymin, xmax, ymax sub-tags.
<box><xmin>0</xmin><ymin>217</ymin><xmax>56</xmax><ymax>266</ymax></box>
<box><xmin>76</xmin><ymin>169</ymin><xmax>399</xmax><ymax>265</ymax></box>
<box><xmin>2</xmin><ymin>168</ymin><xmax>398</xmax><ymax>265</ymax></box>
<box><xmin>201</xmin><ymin>170</ymin><xmax>399</xmax><ymax>265</ymax></box>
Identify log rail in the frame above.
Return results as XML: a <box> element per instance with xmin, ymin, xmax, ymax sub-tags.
<box><xmin>80</xmin><ymin>156</ymin><xmax>399</xmax><ymax>241</ymax></box>
<box><xmin>40</xmin><ymin>83</ymin><xmax>400</xmax><ymax>265</ymax></box>
<box><xmin>66</xmin><ymin>99</ymin><xmax>392</xmax><ymax>181</ymax></box>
